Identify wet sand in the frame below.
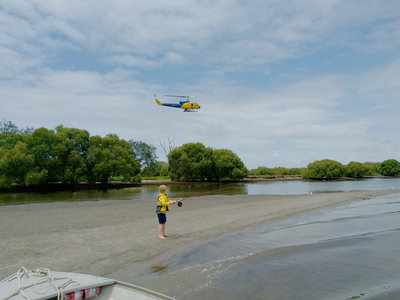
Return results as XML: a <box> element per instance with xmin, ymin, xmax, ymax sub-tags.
<box><xmin>0</xmin><ymin>190</ymin><xmax>395</xmax><ymax>280</ymax></box>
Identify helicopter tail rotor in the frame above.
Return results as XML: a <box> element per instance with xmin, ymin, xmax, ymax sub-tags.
<box><xmin>154</xmin><ymin>94</ymin><xmax>163</xmax><ymax>105</ymax></box>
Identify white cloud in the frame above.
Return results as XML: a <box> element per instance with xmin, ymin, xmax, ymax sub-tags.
<box><xmin>2</xmin><ymin>0</ymin><xmax>400</xmax><ymax>73</ymax></box>
<box><xmin>182</xmin><ymin>59</ymin><xmax>400</xmax><ymax>167</ymax></box>
<box><xmin>1</xmin><ymin>1</ymin><xmax>400</xmax><ymax>169</ymax></box>
<box><xmin>1</xmin><ymin>57</ymin><xmax>399</xmax><ymax>168</ymax></box>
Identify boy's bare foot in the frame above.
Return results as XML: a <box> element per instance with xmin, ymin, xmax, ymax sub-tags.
<box><xmin>158</xmin><ymin>235</ymin><xmax>166</xmax><ymax>240</ymax></box>
<box><xmin>163</xmin><ymin>234</ymin><xmax>170</xmax><ymax>237</ymax></box>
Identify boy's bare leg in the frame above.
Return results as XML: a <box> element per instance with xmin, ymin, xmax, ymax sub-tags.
<box><xmin>161</xmin><ymin>224</ymin><xmax>170</xmax><ymax>237</ymax></box>
<box><xmin>158</xmin><ymin>224</ymin><xmax>166</xmax><ymax>239</ymax></box>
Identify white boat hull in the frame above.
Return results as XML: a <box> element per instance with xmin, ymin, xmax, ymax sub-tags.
<box><xmin>0</xmin><ymin>267</ymin><xmax>174</xmax><ymax>300</ymax></box>
<box><xmin>99</xmin><ymin>281</ymin><xmax>173</xmax><ymax>300</ymax></box>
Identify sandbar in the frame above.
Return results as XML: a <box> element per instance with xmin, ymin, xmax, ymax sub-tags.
<box><xmin>0</xmin><ymin>190</ymin><xmax>395</xmax><ymax>281</ymax></box>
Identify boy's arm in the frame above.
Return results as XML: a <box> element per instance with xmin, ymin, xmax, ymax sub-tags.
<box><xmin>160</xmin><ymin>195</ymin><xmax>176</xmax><ymax>206</ymax></box>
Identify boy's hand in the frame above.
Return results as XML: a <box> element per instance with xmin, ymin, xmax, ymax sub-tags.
<box><xmin>172</xmin><ymin>200</ymin><xmax>177</xmax><ymax>204</ymax></box>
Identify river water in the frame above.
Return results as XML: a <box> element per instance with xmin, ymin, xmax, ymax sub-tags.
<box><xmin>141</xmin><ymin>192</ymin><xmax>400</xmax><ymax>299</ymax></box>
<box><xmin>133</xmin><ymin>178</ymin><xmax>399</xmax><ymax>300</ymax></box>
<box><xmin>1</xmin><ymin>177</ymin><xmax>399</xmax><ymax>205</ymax></box>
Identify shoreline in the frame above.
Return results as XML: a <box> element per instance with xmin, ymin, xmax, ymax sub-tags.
<box><xmin>0</xmin><ymin>190</ymin><xmax>397</xmax><ymax>282</ymax></box>
<box><xmin>1</xmin><ymin>176</ymin><xmax>392</xmax><ymax>194</ymax></box>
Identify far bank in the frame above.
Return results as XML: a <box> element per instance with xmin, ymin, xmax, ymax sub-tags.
<box><xmin>3</xmin><ymin>175</ymin><xmax>393</xmax><ymax>194</ymax></box>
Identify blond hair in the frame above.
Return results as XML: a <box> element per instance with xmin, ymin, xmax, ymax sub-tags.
<box><xmin>159</xmin><ymin>185</ymin><xmax>167</xmax><ymax>193</ymax></box>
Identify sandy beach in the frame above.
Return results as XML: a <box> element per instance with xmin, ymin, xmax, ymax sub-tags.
<box><xmin>0</xmin><ymin>190</ymin><xmax>395</xmax><ymax>281</ymax></box>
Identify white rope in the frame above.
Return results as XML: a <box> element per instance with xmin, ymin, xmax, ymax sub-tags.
<box><xmin>1</xmin><ymin>267</ymin><xmax>80</xmax><ymax>300</ymax></box>
<box><xmin>1</xmin><ymin>267</ymin><xmax>32</xmax><ymax>300</ymax></box>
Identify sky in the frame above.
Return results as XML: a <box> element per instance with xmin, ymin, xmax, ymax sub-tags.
<box><xmin>1</xmin><ymin>0</ymin><xmax>400</xmax><ymax>169</ymax></box>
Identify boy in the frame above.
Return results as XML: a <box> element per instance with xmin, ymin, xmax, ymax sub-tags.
<box><xmin>156</xmin><ymin>185</ymin><xmax>177</xmax><ymax>239</ymax></box>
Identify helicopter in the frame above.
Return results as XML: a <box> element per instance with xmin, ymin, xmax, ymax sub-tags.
<box><xmin>154</xmin><ymin>94</ymin><xmax>200</xmax><ymax>112</ymax></box>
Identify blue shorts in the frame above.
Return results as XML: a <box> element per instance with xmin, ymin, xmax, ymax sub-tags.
<box><xmin>157</xmin><ymin>213</ymin><xmax>167</xmax><ymax>224</ymax></box>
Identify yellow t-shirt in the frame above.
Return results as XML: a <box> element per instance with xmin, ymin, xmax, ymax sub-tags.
<box><xmin>157</xmin><ymin>193</ymin><xmax>172</xmax><ymax>214</ymax></box>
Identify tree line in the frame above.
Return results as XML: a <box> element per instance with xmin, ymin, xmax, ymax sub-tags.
<box><xmin>0</xmin><ymin>125</ymin><xmax>141</xmax><ymax>188</ymax></box>
<box><xmin>249</xmin><ymin>159</ymin><xmax>400</xmax><ymax>179</ymax></box>
<box><xmin>0</xmin><ymin>121</ymin><xmax>248</xmax><ymax>188</ymax></box>
<box><xmin>1</xmin><ymin>120</ymin><xmax>399</xmax><ymax>189</ymax></box>
<box><xmin>168</xmin><ymin>142</ymin><xmax>247</xmax><ymax>181</ymax></box>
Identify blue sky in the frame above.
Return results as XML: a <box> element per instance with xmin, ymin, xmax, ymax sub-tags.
<box><xmin>1</xmin><ymin>0</ymin><xmax>400</xmax><ymax>168</ymax></box>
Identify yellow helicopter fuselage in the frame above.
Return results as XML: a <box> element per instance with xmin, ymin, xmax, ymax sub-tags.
<box><xmin>155</xmin><ymin>96</ymin><xmax>200</xmax><ymax>112</ymax></box>
<box><xmin>180</xmin><ymin>101</ymin><xmax>200</xmax><ymax>110</ymax></box>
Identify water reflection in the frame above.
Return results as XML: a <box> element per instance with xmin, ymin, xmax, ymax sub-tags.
<box><xmin>246</xmin><ymin>178</ymin><xmax>399</xmax><ymax>195</ymax></box>
<box><xmin>0</xmin><ymin>178</ymin><xmax>399</xmax><ymax>205</ymax></box>
<box><xmin>168</xmin><ymin>183</ymin><xmax>247</xmax><ymax>198</ymax></box>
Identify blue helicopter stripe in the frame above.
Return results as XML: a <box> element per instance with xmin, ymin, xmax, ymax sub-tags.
<box><xmin>162</xmin><ymin>103</ymin><xmax>183</xmax><ymax>108</ymax></box>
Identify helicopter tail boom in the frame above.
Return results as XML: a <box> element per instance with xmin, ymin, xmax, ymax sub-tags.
<box><xmin>155</xmin><ymin>97</ymin><xmax>163</xmax><ymax>106</ymax></box>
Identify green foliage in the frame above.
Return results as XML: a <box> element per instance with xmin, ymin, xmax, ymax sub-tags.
<box><xmin>0</xmin><ymin>132</ymin><xmax>26</xmax><ymax>150</ymax></box>
<box><xmin>363</xmin><ymin>162</ymin><xmax>381</xmax><ymax>176</ymax></box>
<box><xmin>55</xmin><ymin>127</ymin><xmax>90</xmax><ymax>184</ymax></box>
<box><xmin>86</xmin><ymin>134</ymin><xmax>141</xmax><ymax>184</ymax></box>
<box><xmin>26</xmin><ymin>127</ymin><xmax>61</xmax><ymax>182</ymax></box>
<box><xmin>213</xmin><ymin>149</ymin><xmax>247</xmax><ymax>180</ymax></box>
<box><xmin>168</xmin><ymin>143</ymin><xmax>247</xmax><ymax>181</ymax></box>
<box><xmin>249</xmin><ymin>166</ymin><xmax>304</xmax><ymax>176</ymax></box>
<box><xmin>25</xmin><ymin>169</ymin><xmax>48</xmax><ymax>186</ymax></box>
<box><xmin>141</xmin><ymin>161</ymin><xmax>169</xmax><ymax>177</ymax></box>
<box><xmin>168</xmin><ymin>143</ymin><xmax>214</xmax><ymax>181</ymax></box>
<box><xmin>142</xmin><ymin>175</ymin><xmax>170</xmax><ymax>180</ymax></box>
<box><xmin>250</xmin><ymin>162</ymin><xmax>385</xmax><ymax>179</ymax></box>
<box><xmin>379</xmin><ymin>159</ymin><xmax>400</xmax><ymax>176</ymax></box>
<box><xmin>129</xmin><ymin>140</ymin><xmax>157</xmax><ymax>168</ymax></box>
<box><xmin>303</xmin><ymin>159</ymin><xmax>344</xmax><ymax>179</ymax></box>
<box><xmin>0</xmin><ymin>141</ymin><xmax>34</xmax><ymax>187</ymax></box>
<box><xmin>1</xmin><ymin>120</ymin><xmax>399</xmax><ymax>188</ymax></box>
<box><xmin>0</xmin><ymin>124</ymin><xmax>141</xmax><ymax>188</ymax></box>
<box><xmin>344</xmin><ymin>161</ymin><xmax>370</xmax><ymax>178</ymax></box>
<box><xmin>158</xmin><ymin>161</ymin><xmax>169</xmax><ymax>176</ymax></box>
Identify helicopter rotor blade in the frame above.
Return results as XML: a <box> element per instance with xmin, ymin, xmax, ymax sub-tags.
<box><xmin>164</xmin><ymin>94</ymin><xmax>193</xmax><ymax>99</ymax></box>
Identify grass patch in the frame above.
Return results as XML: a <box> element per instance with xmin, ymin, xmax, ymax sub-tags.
<box><xmin>142</xmin><ymin>176</ymin><xmax>170</xmax><ymax>180</ymax></box>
